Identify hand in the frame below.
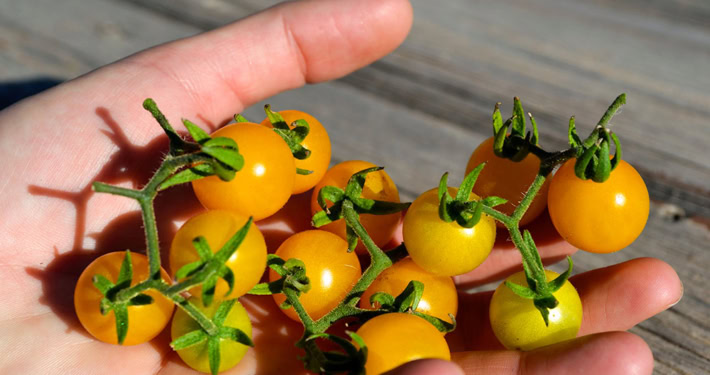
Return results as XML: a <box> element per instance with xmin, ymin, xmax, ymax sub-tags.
<box><xmin>0</xmin><ymin>0</ymin><xmax>680</xmax><ymax>374</ymax></box>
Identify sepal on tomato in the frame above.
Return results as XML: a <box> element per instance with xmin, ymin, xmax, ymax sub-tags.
<box><xmin>303</xmin><ymin>332</ymin><xmax>368</xmax><ymax>375</ymax></box>
<box><xmin>91</xmin><ymin>250</ymin><xmax>153</xmax><ymax>345</ymax></box>
<box><xmin>491</xmin><ymin>97</ymin><xmax>539</xmax><ymax>161</ymax></box>
<box><xmin>365</xmin><ymin>280</ymin><xmax>456</xmax><ymax>334</ymax></box>
<box><xmin>311</xmin><ymin>166</ymin><xmax>410</xmax><ymax>251</ymax></box>
<box><xmin>249</xmin><ymin>254</ymin><xmax>312</xmax><ymax>309</ymax></box>
<box><xmin>437</xmin><ymin>168</ymin><xmax>505</xmax><ymax>228</ymax></box>
<box><xmin>571</xmin><ymin>94</ymin><xmax>626</xmax><ymax>183</ymax></box>
<box><xmin>263</xmin><ymin>104</ymin><xmax>315</xmax><ymax>175</ymax></box>
<box><xmin>170</xmin><ymin>298</ymin><xmax>254</xmax><ymax>375</ymax></box>
<box><xmin>168</xmin><ymin>218</ymin><xmax>253</xmax><ymax>306</ymax></box>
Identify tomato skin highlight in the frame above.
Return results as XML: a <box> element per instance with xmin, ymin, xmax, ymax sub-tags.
<box><xmin>171</xmin><ymin>297</ymin><xmax>252</xmax><ymax>373</ymax></box>
<box><xmin>261</xmin><ymin>110</ymin><xmax>332</xmax><ymax>194</ymax></box>
<box><xmin>310</xmin><ymin>160</ymin><xmax>401</xmax><ymax>254</ymax></box>
<box><xmin>403</xmin><ymin>187</ymin><xmax>496</xmax><ymax>276</ymax></box>
<box><xmin>466</xmin><ymin>136</ymin><xmax>550</xmax><ymax>226</ymax></box>
<box><xmin>360</xmin><ymin>257</ymin><xmax>458</xmax><ymax>324</ymax></box>
<box><xmin>489</xmin><ymin>270</ymin><xmax>582</xmax><ymax>351</ymax></box>
<box><xmin>170</xmin><ymin>210</ymin><xmax>267</xmax><ymax>300</ymax></box>
<box><xmin>269</xmin><ymin>230</ymin><xmax>362</xmax><ymax>321</ymax></box>
<box><xmin>355</xmin><ymin>313</ymin><xmax>451</xmax><ymax>375</ymax></box>
<box><xmin>191</xmin><ymin>122</ymin><xmax>295</xmax><ymax>221</ymax></box>
<box><xmin>74</xmin><ymin>252</ymin><xmax>174</xmax><ymax>345</ymax></box>
<box><xmin>547</xmin><ymin>159</ymin><xmax>649</xmax><ymax>253</ymax></box>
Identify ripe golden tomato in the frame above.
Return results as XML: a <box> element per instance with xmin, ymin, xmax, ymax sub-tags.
<box><xmin>192</xmin><ymin>122</ymin><xmax>295</xmax><ymax>221</ymax></box>
<box><xmin>261</xmin><ymin>110</ymin><xmax>331</xmax><ymax>194</ymax></box>
<box><xmin>270</xmin><ymin>230</ymin><xmax>361</xmax><ymax>321</ymax></box>
<box><xmin>74</xmin><ymin>252</ymin><xmax>174</xmax><ymax>345</ymax></box>
<box><xmin>548</xmin><ymin>159</ymin><xmax>649</xmax><ymax>253</ymax></box>
<box><xmin>360</xmin><ymin>258</ymin><xmax>457</xmax><ymax>324</ymax></box>
<box><xmin>170</xmin><ymin>210</ymin><xmax>267</xmax><ymax>300</ymax></box>
<box><xmin>355</xmin><ymin>313</ymin><xmax>451</xmax><ymax>374</ymax></box>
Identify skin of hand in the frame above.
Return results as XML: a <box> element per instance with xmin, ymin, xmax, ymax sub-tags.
<box><xmin>0</xmin><ymin>0</ymin><xmax>681</xmax><ymax>374</ymax></box>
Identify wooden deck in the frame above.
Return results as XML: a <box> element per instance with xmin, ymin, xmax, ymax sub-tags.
<box><xmin>1</xmin><ymin>0</ymin><xmax>708</xmax><ymax>373</ymax></box>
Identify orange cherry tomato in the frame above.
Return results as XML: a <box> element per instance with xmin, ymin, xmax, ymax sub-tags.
<box><xmin>170</xmin><ymin>210</ymin><xmax>267</xmax><ymax>300</ymax></box>
<box><xmin>547</xmin><ymin>159</ymin><xmax>649</xmax><ymax>253</ymax></box>
<box><xmin>261</xmin><ymin>110</ymin><xmax>332</xmax><ymax>194</ymax></box>
<box><xmin>466</xmin><ymin>136</ymin><xmax>549</xmax><ymax>226</ymax></box>
<box><xmin>355</xmin><ymin>313</ymin><xmax>451</xmax><ymax>374</ymax></box>
<box><xmin>269</xmin><ymin>230</ymin><xmax>361</xmax><ymax>321</ymax></box>
<box><xmin>360</xmin><ymin>257</ymin><xmax>458</xmax><ymax>324</ymax></box>
<box><xmin>191</xmin><ymin>122</ymin><xmax>295</xmax><ymax>221</ymax></box>
<box><xmin>310</xmin><ymin>160</ymin><xmax>401</xmax><ymax>254</ymax></box>
<box><xmin>74</xmin><ymin>252</ymin><xmax>174</xmax><ymax>345</ymax></box>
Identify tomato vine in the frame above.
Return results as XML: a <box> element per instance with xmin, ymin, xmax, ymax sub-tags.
<box><xmin>82</xmin><ymin>93</ymin><xmax>644</xmax><ymax>373</ymax></box>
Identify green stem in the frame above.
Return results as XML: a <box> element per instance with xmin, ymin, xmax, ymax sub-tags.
<box><xmin>505</xmin><ymin>225</ymin><xmax>547</xmax><ymax>292</ymax></box>
<box><xmin>92</xmin><ymin>182</ymin><xmax>143</xmax><ymax>199</ymax></box>
<box><xmin>510</xmin><ymin>174</ymin><xmax>548</xmax><ymax>222</ymax></box>
<box><xmin>138</xmin><ymin>197</ymin><xmax>161</xmax><ymax>277</ymax></box>
<box><xmin>283</xmin><ymin>288</ymin><xmax>315</xmax><ymax>330</ymax></box>
<box><xmin>312</xmin><ymin>201</ymin><xmax>392</xmax><ymax>332</ymax></box>
<box><xmin>171</xmin><ymin>295</ymin><xmax>219</xmax><ymax>336</ymax></box>
<box><xmin>597</xmin><ymin>93</ymin><xmax>626</xmax><ymax>129</ymax></box>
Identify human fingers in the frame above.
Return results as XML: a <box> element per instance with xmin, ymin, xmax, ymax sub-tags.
<box><xmin>0</xmin><ymin>0</ymin><xmax>412</xmax><ymax>297</ymax></box>
<box><xmin>385</xmin><ymin>358</ymin><xmax>464</xmax><ymax>375</ymax></box>
<box><xmin>452</xmin><ymin>331</ymin><xmax>653</xmax><ymax>375</ymax></box>
<box><xmin>448</xmin><ymin>257</ymin><xmax>681</xmax><ymax>351</ymax></box>
<box><xmin>1</xmin><ymin>0</ymin><xmax>413</xmax><ymax>137</ymax></box>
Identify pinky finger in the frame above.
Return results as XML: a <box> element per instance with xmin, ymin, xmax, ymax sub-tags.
<box><xmin>452</xmin><ymin>331</ymin><xmax>653</xmax><ymax>375</ymax></box>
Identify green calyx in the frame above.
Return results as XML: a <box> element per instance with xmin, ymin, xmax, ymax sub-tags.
<box><xmin>569</xmin><ymin>93</ymin><xmax>626</xmax><ymax>183</ymax></box>
<box><xmin>368</xmin><ymin>280</ymin><xmax>456</xmax><ymax>334</ymax></box>
<box><xmin>142</xmin><ymin>99</ymin><xmax>244</xmax><ymax>189</ymax></box>
<box><xmin>170</xmin><ymin>299</ymin><xmax>254</xmax><ymax>375</ymax></box>
<box><xmin>248</xmin><ymin>254</ymin><xmax>311</xmax><ymax>310</ymax></box>
<box><xmin>492</xmin><ymin>97</ymin><xmax>540</xmax><ymax>162</ymax></box>
<box><xmin>168</xmin><ymin>218</ymin><xmax>253</xmax><ymax>307</ymax></box>
<box><xmin>311</xmin><ymin>166</ymin><xmax>410</xmax><ymax>251</ymax></box>
<box><xmin>302</xmin><ymin>332</ymin><xmax>368</xmax><ymax>375</ymax></box>
<box><xmin>92</xmin><ymin>250</ymin><xmax>154</xmax><ymax>345</ymax></box>
<box><xmin>263</xmin><ymin>104</ymin><xmax>314</xmax><ymax>175</ymax></box>
<box><xmin>437</xmin><ymin>166</ymin><xmax>506</xmax><ymax>228</ymax></box>
<box><xmin>505</xmin><ymin>240</ymin><xmax>574</xmax><ymax>327</ymax></box>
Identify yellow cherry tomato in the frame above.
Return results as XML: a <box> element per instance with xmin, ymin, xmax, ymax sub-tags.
<box><xmin>171</xmin><ymin>297</ymin><xmax>252</xmax><ymax>373</ymax></box>
<box><xmin>74</xmin><ymin>252</ymin><xmax>174</xmax><ymax>345</ymax></box>
<box><xmin>466</xmin><ymin>136</ymin><xmax>549</xmax><ymax>226</ymax></box>
<box><xmin>355</xmin><ymin>313</ymin><xmax>451</xmax><ymax>375</ymax></box>
<box><xmin>191</xmin><ymin>122</ymin><xmax>295</xmax><ymax>221</ymax></box>
<box><xmin>360</xmin><ymin>258</ymin><xmax>458</xmax><ymax>324</ymax></box>
<box><xmin>547</xmin><ymin>159</ymin><xmax>649</xmax><ymax>253</ymax></box>
<box><xmin>403</xmin><ymin>187</ymin><xmax>496</xmax><ymax>276</ymax></box>
<box><xmin>170</xmin><ymin>210</ymin><xmax>267</xmax><ymax>300</ymax></box>
<box><xmin>310</xmin><ymin>160</ymin><xmax>401</xmax><ymax>254</ymax></box>
<box><xmin>270</xmin><ymin>230</ymin><xmax>361</xmax><ymax>321</ymax></box>
<box><xmin>489</xmin><ymin>270</ymin><xmax>582</xmax><ymax>351</ymax></box>
<box><xmin>261</xmin><ymin>110</ymin><xmax>332</xmax><ymax>194</ymax></box>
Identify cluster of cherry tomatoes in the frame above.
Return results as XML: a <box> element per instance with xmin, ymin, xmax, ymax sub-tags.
<box><xmin>74</xmin><ymin>102</ymin><xmax>650</xmax><ymax>374</ymax></box>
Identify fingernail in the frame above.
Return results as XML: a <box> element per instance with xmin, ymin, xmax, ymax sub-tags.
<box><xmin>668</xmin><ymin>279</ymin><xmax>683</xmax><ymax>309</ymax></box>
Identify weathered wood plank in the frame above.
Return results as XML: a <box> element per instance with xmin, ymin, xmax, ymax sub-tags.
<box><xmin>0</xmin><ymin>0</ymin><xmax>199</xmax><ymax>79</ymax></box>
